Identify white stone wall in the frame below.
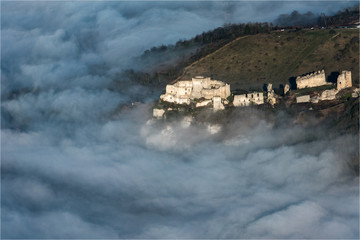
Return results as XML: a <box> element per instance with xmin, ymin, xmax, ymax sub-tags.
<box><xmin>176</xmin><ymin>80</ymin><xmax>193</xmax><ymax>88</ymax></box>
<box><xmin>160</xmin><ymin>94</ymin><xmax>174</xmax><ymax>102</ymax></box>
<box><xmin>337</xmin><ymin>71</ymin><xmax>352</xmax><ymax>90</ymax></box>
<box><xmin>248</xmin><ymin>92</ymin><xmax>264</xmax><ymax>105</ymax></box>
<box><xmin>201</xmin><ymin>88</ymin><xmax>222</xmax><ymax>99</ymax></box>
<box><xmin>191</xmin><ymin>77</ymin><xmax>206</xmax><ymax>99</ymax></box>
<box><xmin>196</xmin><ymin>99</ymin><xmax>212</xmax><ymax>108</ymax></box>
<box><xmin>296</xmin><ymin>95</ymin><xmax>310</xmax><ymax>103</ymax></box>
<box><xmin>233</xmin><ymin>92</ymin><xmax>264</xmax><ymax>107</ymax></box>
<box><xmin>160</xmin><ymin>94</ymin><xmax>190</xmax><ymax>105</ymax></box>
<box><xmin>296</xmin><ymin>70</ymin><xmax>327</xmax><ymax>89</ymax></box>
<box><xmin>165</xmin><ymin>83</ymin><xmax>192</xmax><ymax>98</ymax></box>
<box><xmin>213</xmin><ymin>96</ymin><xmax>225</xmax><ymax>111</ymax></box>
<box><xmin>234</xmin><ymin>94</ymin><xmax>250</xmax><ymax>106</ymax></box>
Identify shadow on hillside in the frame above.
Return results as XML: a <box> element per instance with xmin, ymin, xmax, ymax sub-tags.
<box><xmin>288</xmin><ymin>77</ymin><xmax>297</xmax><ymax>90</ymax></box>
<box><xmin>327</xmin><ymin>71</ymin><xmax>340</xmax><ymax>83</ymax></box>
<box><xmin>262</xmin><ymin>84</ymin><xmax>267</xmax><ymax>92</ymax></box>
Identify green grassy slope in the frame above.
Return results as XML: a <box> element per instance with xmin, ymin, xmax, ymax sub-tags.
<box><xmin>178</xmin><ymin>29</ymin><xmax>359</xmax><ymax>91</ymax></box>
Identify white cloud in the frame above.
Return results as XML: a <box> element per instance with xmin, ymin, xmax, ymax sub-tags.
<box><xmin>1</xmin><ymin>1</ymin><xmax>358</xmax><ymax>238</ymax></box>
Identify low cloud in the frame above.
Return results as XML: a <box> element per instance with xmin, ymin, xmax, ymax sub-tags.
<box><xmin>2</xmin><ymin>106</ymin><xmax>359</xmax><ymax>238</ymax></box>
<box><xmin>1</xmin><ymin>1</ymin><xmax>359</xmax><ymax>238</ymax></box>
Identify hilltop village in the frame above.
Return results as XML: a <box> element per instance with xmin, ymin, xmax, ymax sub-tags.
<box><xmin>153</xmin><ymin>70</ymin><xmax>358</xmax><ymax>118</ymax></box>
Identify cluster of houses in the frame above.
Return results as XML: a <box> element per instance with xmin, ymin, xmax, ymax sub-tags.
<box><xmin>153</xmin><ymin>70</ymin><xmax>355</xmax><ymax>118</ymax></box>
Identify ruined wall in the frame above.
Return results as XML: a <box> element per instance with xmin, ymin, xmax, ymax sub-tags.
<box><xmin>165</xmin><ymin>81</ymin><xmax>192</xmax><ymax>97</ymax></box>
<box><xmin>296</xmin><ymin>95</ymin><xmax>310</xmax><ymax>103</ymax></box>
<box><xmin>233</xmin><ymin>94</ymin><xmax>250</xmax><ymax>106</ymax></box>
<box><xmin>213</xmin><ymin>96</ymin><xmax>225</xmax><ymax>111</ymax></box>
<box><xmin>160</xmin><ymin>94</ymin><xmax>190</xmax><ymax>105</ymax></box>
<box><xmin>319</xmin><ymin>89</ymin><xmax>338</xmax><ymax>101</ymax></box>
<box><xmin>191</xmin><ymin>76</ymin><xmax>208</xmax><ymax>99</ymax></box>
<box><xmin>196</xmin><ymin>99</ymin><xmax>212</xmax><ymax>108</ymax></box>
<box><xmin>221</xmin><ymin>84</ymin><xmax>231</xmax><ymax>99</ymax></box>
<box><xmin>337</xmin><ymin>71</ymin><xmax>352</xmax><ymax>90</ymax></box>
<box><xmin>266</xmin><ymin>83</ymin><xmax>277</xmax><ymax>106</ymax></box>
<box><xmin>199</xmin><ymin>81</ymin><xmax>230</xmax><ymax>100</ymax></box>
<box><xmin>201</xmin><ymin>86</ymin><xmax>229</xmax><ymax>100</ymax></box>
<box><xmin>233</xmin><ymin>92</ymin><xmax>264</xmax><ymax>107</ymax></box>
<box><xmin>296</xmin><ymin>70</ymin><xmax>327</xmax><ymax>89</ymax></box>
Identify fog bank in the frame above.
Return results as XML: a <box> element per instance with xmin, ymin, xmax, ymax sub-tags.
<box><xmin>1</xmin><ymin>1</ymin><xmax>359</xmax><ymax>238</ymax></box>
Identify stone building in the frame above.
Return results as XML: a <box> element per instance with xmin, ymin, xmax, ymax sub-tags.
<box><xmin>191</xmin><ymin>76</ymin><xmax>231</xmax><ymax>99</ymax></box>
<box><xmin>160</xmin><ymin>76</ymin><xmax>231</xmax><ymax>110</ymax></box>
<box><xmin>233</xmin><ymin>92</ymin><xmax>264</xmax><ymax>107</ymax></box>
<box><xmin>160</xmin><ymin>80</ymin><xmax>193</xmax><ymax>105</ymax></box>
<box><xmin>296</xmin><ymin>70</ymin><xmax>327</xmax><ymax>89</ymax></box>
<box><xmin>336</xmin><ymin>71</ymin><xmax>352</xmax><ymax>90</ymax></box>
<box><xmin>213</xmin><ymin>96</ymin><xmax>225</xmax><ymax>111</ymax></box>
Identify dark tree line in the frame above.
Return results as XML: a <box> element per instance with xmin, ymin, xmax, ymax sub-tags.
<box><xmin>143</xmin><ymin>22</ymin><xmax>273</xmax><ymax>57</ymax></box>
<box><xmin>320</xmin><ymin>4</ymin><xmax>359</xmax><ymax>27</ymax></box>
<box><xmin>275</xmin><ymin>4</ymin><xmax>359</xmax><ymax>27</ymax></box>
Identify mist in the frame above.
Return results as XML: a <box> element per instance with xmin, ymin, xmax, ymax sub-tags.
<box><xmin>1</xmin><ymin>1</ymin><xmax>359</xmax><ymax>238</ymax></box>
